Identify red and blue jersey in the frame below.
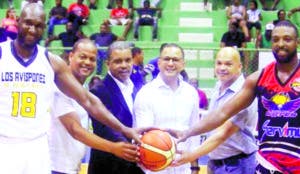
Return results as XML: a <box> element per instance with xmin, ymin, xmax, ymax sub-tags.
<box><xmin>256</xmin><ymin>62</ymin><xmax>300</xmax><ymax>173</ymax></box>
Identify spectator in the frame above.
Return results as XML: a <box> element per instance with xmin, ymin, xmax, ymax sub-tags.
<box><xmin>67</xmin><ymin>0</ymin><xmax>89</xmax><ymax>33</ymax></box>
<box><xmin>140</xmin><ymin>0</ymin><xmax>161</xmax><ymax>7</ymax></box>
<box><xmin>134</xmin><ymin>43</ymin><xmax>200</xmax><ymax>174</ymax></box>
<box><xmin>88</xmin><ymin>41</ymin><xmax>144</xmax><ymax>174</ymax></box>
<box><xmin>133</xmin><ymin>0</ymin><xmax>161</xmax><ymax>41</ymax></box>
<box><xmin>1</xmin><ymin>8</ymin><xmax>18</xmax><ymax>40</ymax></box>
<box><xmin>90</xmin><ymin>23</ymin><xmax>123</xmax><ymax>74</ymax></box>
<box><xmin>45</xmin><ymin>22</ymin><xmax>83</xmax><ymax>62</ymax></box>
<box><xmin>227</xmin><ymin>0</ymin><xmax>250</xmax><ymax>40</ymax></box>
<box><xmin>104</xmin><ymin>0</ymin><xmax>133</xmax><ymax>40</ymax></box>
<box><xmin>246</xmin><ymin>0</ymin><xmax>262</xmax><ymax>48</ymax></box>
<box><xmin>130</xmin><ymin>47</ymin><xmax>146</xmax><ymax>91</ymax></box>
<box><xmin>262</xmin><ymin>23</ymin><xmax>274</xmax><ymax>48</ymax></box>
<box><xmin>188</xmin><ymin>78</ymin><xmax>208</xmax><ymax>110</ymax></box>
<box><xmin>259</xmin><ymin>0</ymin><xmax>280</xmax><ymax>11</ymax></box>
<box><xmin>107</xmin><ymin>0</ymin><xmax>133</xmax><ymax>9</ymax></box>
<box><xmin>288</xmin><ymin>6</ymin><xmax>300</xmax><ymax>18</ymax></box>
<box><xmin>273</xmin><ymin>9</ymin><xmax>287</xmax><ymax>25</ymax></box>
<box><xmin>89</xmin><ymin>75</ymin><xmax>103</xmax><ymax>89</ymax></box>
<box><xmin>89</xmin><ymin>0</ymin><xmax>97</xmax><ymax>9</ymax></box>
<box><xmin>144</xmin><ymin>57</ymin><xmax>159</xmax><ymax>79</ymax></box>
<box><xmin>220</xmin><ymin>21</ymin><xmax>249</xmax><ymax>72</ymax></box>
<box><xmin>221</xmin><ymin>21</ymin><xmax>246</xmax><ymax>48</ymax></box>
<box><xmin>21</xmin><ymin>0</ymin><xmax>43</xmax><ymax>10</ymax></box>
<box><xmin>47</xmin><ymin>0</ymin><xmax>68</xmax><ymax>36</ymax></box>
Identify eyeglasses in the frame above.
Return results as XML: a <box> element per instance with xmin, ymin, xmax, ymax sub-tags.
<box><xmin>160</xmin><ymin>57</ymin><xmax>183</xmax><ymax>63</ymax></box>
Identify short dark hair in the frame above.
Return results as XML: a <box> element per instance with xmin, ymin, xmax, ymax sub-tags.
<box><xmin>250</xmin><ymin>0</ymin><xmax>257</xmax><ymax>9</ymax></box>
<box><xmin>107</xmin><ymin>41</ymin><xmax>132</xmax><ymax>60</ymax></box>
<box><xmin>132</xmin><ymin>47</ymin><xmax>142</xmax><ymax>57</ymax></box>
<box><xmin>274</xmin><ymin>20</ymin><xmax>299</xmax><ymax>38</ymax></box>
<box><xmin>159</xmin><ymin>43</ymin><xmax>185</xmax><ymax>59</ymax></box>
<box><xmin>277</xmin><ymin>9</ymin><xmax>285</xmax><ymax>18</ymax></box>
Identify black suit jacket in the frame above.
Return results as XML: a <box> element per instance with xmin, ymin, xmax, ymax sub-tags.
<box><xmin>88</xmin><ymin>74</ymin><xmax>144</xmax><ymax>174</ymax></box>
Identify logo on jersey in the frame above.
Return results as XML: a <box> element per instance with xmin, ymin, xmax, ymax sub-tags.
<box><xmin>291</xmin><ymin>78</ymin><xmax>300</xmax><ymax>92</ymax></box>
<box><xmin>262</xmin><ymin>120</ymin><xmax>300</xmax><ymax>138</ymax></box>
<box><xmin>262</xmin><ymin>93</ymin><xmax>300</xmax><ymax>118</ymax></box>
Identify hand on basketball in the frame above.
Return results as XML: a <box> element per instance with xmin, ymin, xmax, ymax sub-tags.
<box><xmin>164</xmin><ymin>129</ymin><xmax>188</xmax><ymax>143</ymax></box>
<box><xmin>171</xmin><ymin>150</ymin><xmax>194</xmax><ymax>166</ymax></box>
<box><xmin>122</xmin><ymin>127</ymin><xmax>143</xmax><ymax>144</ymax></box>
<box><xmin>111</xmin><ymin>142</ymin><xmax>140</xmax><ymax>162</ymax></box>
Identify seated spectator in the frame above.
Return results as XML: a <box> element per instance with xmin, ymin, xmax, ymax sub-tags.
<box><xmin>90</xmin><ymin>23</ymin><xmax>123</xmax><ymax>74</ymax></box>
<box><xmin>140</xmin><ymin>0</ymin><xmax>161</xmax><ymax>7</ymax></box>
<box><xmin>107</xmin><ymin>0</ymin><xmax>133</xmax><ymax>9</ymax></box>
<box><xmin>21</xmin><ymin>0</ymin><xmax>43</xmax><ymax>10</ymax></box>
<box><xmin>273</xmin><ymin>9</ymin><xmax>287</xmax><ymax>25</ymax></box>
<box><xmin>259</xmin><ymin>0</ymin><xmax>280</xmax><ymax>11</ymax></box>
<box><xmin>67</xmin><ymin>0</ymin><xmax>90</xmax><ymax>33</ymax></box>
<box><xmin>1</xmin><ymin>8</ymin><xmax>18</xmax><ymax>40</ymax></box>
<box><xmin>227</xmin><ymin>0</ymin><xmax>250</xmax><ymax>40</ymax></box>
<box><xmin>246</xmin><ymin>0</ymin><xmax>262</xmax><ymax>48</ymax></box>
<box><xmin>45</xmin><ymin>22</ymin><xmax>84</xmax><ymax>62</ymax></box>
<box><xmin>89</xmin><ymin>0</ymin><xmax>97</xmax><ymax>9</ymax></box>
<box><xmin>89</xmin><ymin>75</ymin><xmax>103</xmax><ymax>89</ymax></box>
<box><xmin>47</xmin><ymin>0</ymin><xmax>68</xmax><ymax>36</ymax></box>
<box><xmin>130</xmin><ymin>47</ymin><xmax>147</xmax><ymax>91</ymax></box>
<box><xmin>288</xmin><ymin>6</ymin><xmax>300</xmax><ymax>18</ymax></box>
<box><xmin>188</xmin><ymin>78</ymin><xmax>208</xmax><ymax>110</ymax></box>
<box><xmin>261</xmin><ymin>23</ymin><xmax>273</xmax><ymax>48</ymax></box>
<box><xmin>221</xmin><ymin>21</ymin><xmax>246</xmax><ymax>48</ymax></box>
<box><xmin>221</xmin><ymin>21</ymin><xmax>249</xmax><ymax>71</ymax></box>
<box><xmin>104</xmin><ymin>0</ymin><xmax>133</xmax><ymax>40</ymax></box>
<box><xmin>133</xmin><ymin>0</ymin><xmax>161</xmax><ymax>41</ymax></box>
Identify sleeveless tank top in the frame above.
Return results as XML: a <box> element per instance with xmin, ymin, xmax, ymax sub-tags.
<box><xmin>0</xmin><ymin>41</ymin><xmax>55</xmax><ymax>139</ymax></box>
<box><xmin>256</xmin><ymin>62</ymin><xmax>300</xmax><ymax>172</ymax></box>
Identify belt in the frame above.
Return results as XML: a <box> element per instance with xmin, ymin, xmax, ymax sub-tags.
<box><xmin>211</xmin><ymin>152</ymin><xmax>254</xmax><ymax>167</ymax></box>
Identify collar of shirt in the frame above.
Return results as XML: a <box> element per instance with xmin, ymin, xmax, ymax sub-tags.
<box><xmin>108</xmin><ymin>71</ymin><xmax>134</xmax><ymax>94</ymax></box>
<box><xmin>216</xmin><ymin>74</ymin><xmax>245</xmax><ymax>97</ymax></box>
<box><xmin>153</xmin><ymin>73</ymin><xmax>184</xmax><ymax>91</ymax></box>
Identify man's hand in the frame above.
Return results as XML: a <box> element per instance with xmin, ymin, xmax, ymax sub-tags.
<box><xmin>171</xmin><ymin>150</ymin><xmax>194</xmax><ymax>167</ymax></box>
<box><xmin>111</xmin><ymin>142</ymin><xmax>140</xmax><ymax>162</ymax></box>
<box><xmin>122</xmin><ymin>127</ymin><xmax>159</xmax><ymax>144</ymax></box>
<box><xmin>164</xmin><ymin>129</ymin><xmax>189</xmax><ymax>143</ymax></box>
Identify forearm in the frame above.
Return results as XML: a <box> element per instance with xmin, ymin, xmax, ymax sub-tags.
<box><xmin>186</xmin><ymin>109</ymin><xmax>228</xmax><ymax>138</ymax></box>
<box><xmin>87</xmin><ymin>93</ymin><xmax>127</xmax><ymax>133</ymax></box>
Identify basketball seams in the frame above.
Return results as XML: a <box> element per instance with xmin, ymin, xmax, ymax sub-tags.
<box><xmin>139</xmin><ymin>130</ymin><xmax>176</xmax><ymax>171</ymax></box>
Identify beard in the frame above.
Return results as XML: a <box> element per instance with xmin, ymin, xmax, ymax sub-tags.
<box><xmin>272</xmin><ymin>49</ymin><xmax>297</xmax><ymax>64</ymax></box>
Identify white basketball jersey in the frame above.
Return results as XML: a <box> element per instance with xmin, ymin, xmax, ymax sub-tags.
<box><xmin>0</xmin><ymin>41</ymin><xmax>55</xmax><ymax>139</ymax></box>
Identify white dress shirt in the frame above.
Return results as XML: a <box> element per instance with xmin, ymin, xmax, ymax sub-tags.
<box><xmin>109</xmin><ymin>71</ymin><xmax>134</xmax><ymax>115</ymax></box>
<box><xmin>134</xmin><ymin>74</ymin><xmax>200</xmax><ymax>174</ymax></box>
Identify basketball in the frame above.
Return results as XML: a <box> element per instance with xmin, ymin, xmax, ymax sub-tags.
<box><xmin>139</xmin><ymin>130</ymin><xmax>176</xmax><ymax>171</ymax></box>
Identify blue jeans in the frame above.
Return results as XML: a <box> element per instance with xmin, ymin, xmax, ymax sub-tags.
<box><xmin>207</xmin><ymin>152</ymin><xmax>257</xmax><ymax>174</ymax></box>
<box><xmin>47</xmin><ymin>17</ymin><xmax>68</xmax><ymax>36</ymax></box>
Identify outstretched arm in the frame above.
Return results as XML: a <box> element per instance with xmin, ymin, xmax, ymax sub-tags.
<box><xmin>49</xmin><ymin>53</ymin><xmax>142</xmax><ymax>143</ymax></box>
<box><xmin>288</xmin><ymin>6</ymin><xmax>300</xmax><ymax>18</ymax></box>
<box><xmin>59</xmin><ymin>112</ymin><xmax>139</xmax><ymax>162</ymax></box>
<box><xmin>174</xmin><ymin>71</ymin><xmax>260</xmax><ymax>142</ymax></box>
<box><xmin>173</xmin><ymin>121</ymin><xmax>239</xmax><ymax>166</ymax></box>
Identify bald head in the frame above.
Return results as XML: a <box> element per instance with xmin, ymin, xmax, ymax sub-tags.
<box><xmin>216</xmin><ymin>47</ymin><xmax>241</xmax><ymax>64</ymax></box>
<box><xmin>215</xmin><ymin>47</ymin><xmax>242</xmax><ymax>86</ymax></box>
<box><xmin>17</xmin><ymin>3</ymin><xmax>46</xmax><ymax>49</ymax></box>
<box><xmin>20</xmin><ymin>3</ymin><xmax>45</xmax><ymax>21</ymax></box>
